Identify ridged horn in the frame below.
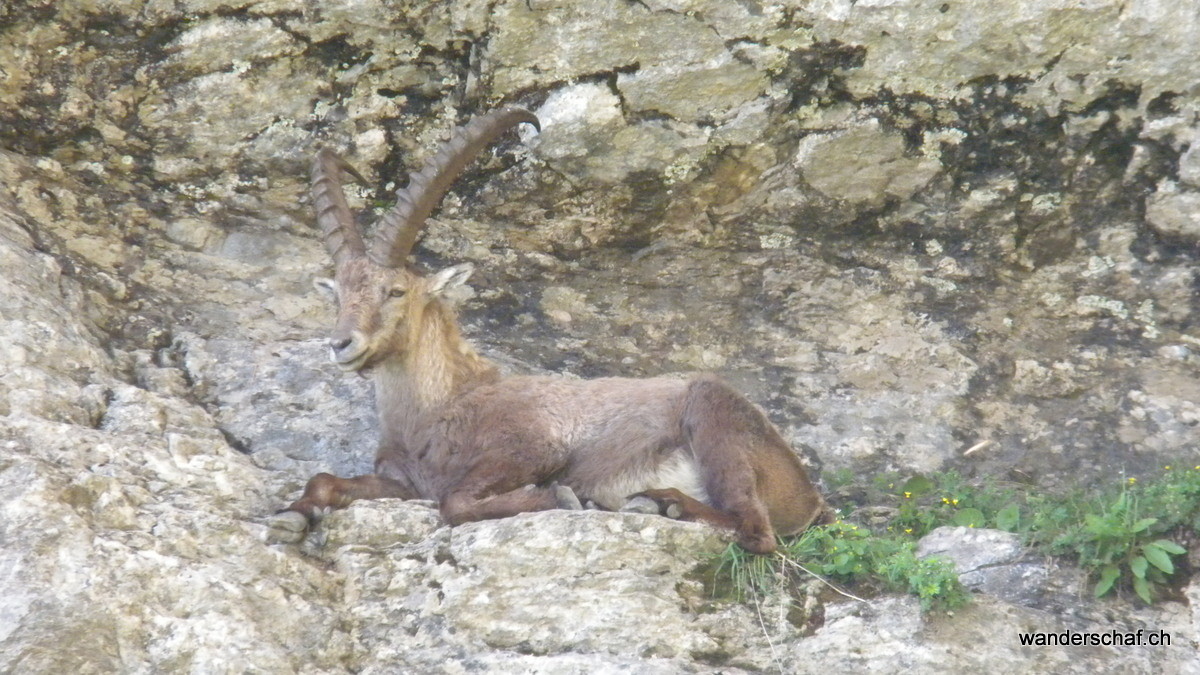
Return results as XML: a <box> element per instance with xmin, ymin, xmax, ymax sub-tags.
<box><xmin>369</xmin><ymin>107</ymin><xmax>540</xmax><ymax>268</ymax></box>
<box><xmin>311</xmin><ymin>147</ymin><xmax>370</xmax><ymax>269</ymax></box>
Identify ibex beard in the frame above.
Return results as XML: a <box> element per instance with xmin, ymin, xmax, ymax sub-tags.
<box><xmin>270</xmin><ymin>107</ymin><xmax>830</xmax><ymax>554</ymax></box>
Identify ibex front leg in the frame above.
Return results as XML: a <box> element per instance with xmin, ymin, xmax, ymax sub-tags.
<box><xmin>267</xmin><ymin>474</ymin><xmax>414</xmax><ymax>543</ymax></box>
<box><xmin>439</xmin><ymin>452</ymin><xmax>583</xmax><ymax>526</ymax></box>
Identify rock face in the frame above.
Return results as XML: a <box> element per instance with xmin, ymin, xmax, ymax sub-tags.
<box><xmin>1</xmin><ymin>0</ymin><xmax>1198</xmax><ymax>670</ymax></box>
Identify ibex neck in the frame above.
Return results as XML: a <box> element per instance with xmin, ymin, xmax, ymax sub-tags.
<box><xmin>373</xmin><ymin>302</ymin><xmax>498</xmax><ymax>424</ymax></box>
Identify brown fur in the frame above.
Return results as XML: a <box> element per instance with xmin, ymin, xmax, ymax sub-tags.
<box><xmin>281</xmin><ymin>108</ymin><xmax>828</xmax><ymax>553</ymax></box>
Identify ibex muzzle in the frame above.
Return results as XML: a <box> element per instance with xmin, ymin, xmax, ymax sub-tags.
<box><xmin>272</xmin><ymin>107</ymin><xmax>830</xmax><ymax>554</ymax></box>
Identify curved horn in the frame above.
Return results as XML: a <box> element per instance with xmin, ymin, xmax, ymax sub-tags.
<box><xmin>369</xmin><ymin>107</ymin><xmax>540</xmax><ymax>267</ymax></box>
<box><xmin>311</xmin><ymin>148</ymin><xmax>370</xmax><ymax>269</ymax></box>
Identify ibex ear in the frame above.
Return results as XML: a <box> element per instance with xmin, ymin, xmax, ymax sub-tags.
<box><xmin>313</xmin><ymin>277</ymin><xmax>338</xmax><ymax>301</ymax></box>
<box><xmin>428</xmin><ymin>263</ymin><xmax>474</xmax><ymax>296</ymax></box>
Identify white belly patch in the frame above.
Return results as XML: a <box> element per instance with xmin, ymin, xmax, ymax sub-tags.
<box><xmin>584</xmin><ymin>453</ymin><xmax>710</xmax><ymax>511</ymax></box>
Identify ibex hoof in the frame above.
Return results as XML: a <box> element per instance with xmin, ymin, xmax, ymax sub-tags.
<box><xmin>265</xmin><ymin>510</ymin><xmax>310</xmax><ymax>544</ymax></box>
<box><xmin>624</xmin><ymin>491</ymin><xmax>684</xmax><ymax>519</ymax></box>
<box><xmin>737</xmin><ymin>530</ymin><xmax>778</xmax><ymax>555</ymax></box>
<box><xmin>553</xmin><ymin>483</ymin><xmax>583</xmax><ymax>511</ymax></box>
<box><xmin>620</xmin><ymin>495</ymin><xmax>663</xmax><ymax>516</ymax></box>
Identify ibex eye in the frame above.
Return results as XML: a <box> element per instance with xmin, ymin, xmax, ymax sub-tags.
<box><xmin>388</xmin><ymin>288</ymin><xmax>406</xmax><ymax>298</ymax></box>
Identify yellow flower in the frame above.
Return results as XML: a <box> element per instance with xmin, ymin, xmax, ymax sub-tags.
<box><xmin>942</xmin><ymin>497</ymin><xmax>950</xmax><ymax>504</ymax></box>
<box><xmin>952</xmin><ymin>499</ymin><xmax>959</xmax><ymax>506</ymax></box>
<box><xmin>905</xmin><ymin>528</ymin><xmax>913</xmax><ymax>534</ymax></box>
<box><xmin>1128</xmin><ymin>477</ymin><xmax>1137</xmax><ymax>485</ymax></box>
<box><xmin>904</xmin><ymin>492</ymin><xmax>912</xmax><ymax>499</ymax></box>
<box><xmin>1164</xmin><ymin>465</ymin><xmax>1172</xmax><ymax>471</ymax></box>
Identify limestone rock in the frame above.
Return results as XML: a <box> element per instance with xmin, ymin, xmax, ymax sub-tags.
<box><xmin>918</xmin><ymin>526</ymin><xmax>1053</xmax><ymax>607</ymax></box>
<box><xmin>1146</xmin><ymin>186</ymin><xmax>1200</xmax><ymax>242</ymax></box>
<box><xmin>796</xmin><ymin>120</ymin><xmax>942</xmax><ymax>207</ymax></box>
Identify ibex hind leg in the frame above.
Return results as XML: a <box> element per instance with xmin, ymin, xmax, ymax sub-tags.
<box><xmin>629</xmin><ymin>485</ymin><xmax>775</xmax><ymax>553</ymax></box>
<box><xmin>679</xmin><ymin>376</ymin><xmax>794</xmax><ymax>554</ymax></box>
<box><xmin>627</xmin><ymin>487</ymin><xmax>738</xmax><ymax>529</ymax></box>
<box><xmin>267</xmin><ymin>473</ymin><xmax>413</xmax><ymax>543</ymax></box>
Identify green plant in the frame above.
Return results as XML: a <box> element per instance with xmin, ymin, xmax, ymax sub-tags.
<box><xmin>1055</xmin><ymin>487</ymin><xmax>1188</xmax><ymax>603</ymax></box>
<box><xmin>883</xmin><ymin>470</ymin><xmax>1024</xmax><ymax>536</ymax></box>
<box><xmin>710</xmin><ymin>520</ymin><xmax>969</xmax><ymax>612</ymax></box>
<box><xmin>710</xmin><ymin>464</ymin><xmax>1200</xmax><ymax>612</ymax></box>
<box><xmin>902</xmin><ymin>467</ymin><xmax>1198</xmax><ymax>603</ymax></box>
<box><xmin>786</xmin><ymin>520</ymin><xmax>969</xmax><ymax>610</ymax></box>
<box><xmin>1138</xmin><ymin>465</ymin><xmax>1200</xmax><ymax>533</ymax></box>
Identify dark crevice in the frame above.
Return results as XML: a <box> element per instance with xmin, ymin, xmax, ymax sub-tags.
<box><xmin>220</xmin><ymin>428</ymin><xmax>252</xmax><ymax>454</ymax></box>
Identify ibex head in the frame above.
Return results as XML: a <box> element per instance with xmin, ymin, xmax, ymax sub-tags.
<box><xmin>310</xmin><ymin>108</ymin><xmax>539</xmax><ymax>372</ymax></box>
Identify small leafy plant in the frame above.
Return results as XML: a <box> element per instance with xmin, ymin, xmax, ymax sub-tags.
<box><xmin>786</xmin><ymin>520</ymin><xmax>968</xmax><ymax>610</ymax></box>
<box><xmin>1053</xmin><ymin>482</ymin><xmax>1191</xmax><ymax>603</ymax></box>
<box><xmin>710</xmin><ymin>519</ymin><xmax>969</xmax><ymax>612</ymax></box>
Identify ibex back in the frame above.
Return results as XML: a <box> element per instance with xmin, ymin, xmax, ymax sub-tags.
<box><xmin>271</xmin><ymin>107</ymin><xmax>829</xmax><ymax>553</ymax></box>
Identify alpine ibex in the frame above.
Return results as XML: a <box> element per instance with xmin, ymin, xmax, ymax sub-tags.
<box><xmin>271</xmin><ymin>107</ymin><xmax>828</xmax><ymax>553</ymax></box>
